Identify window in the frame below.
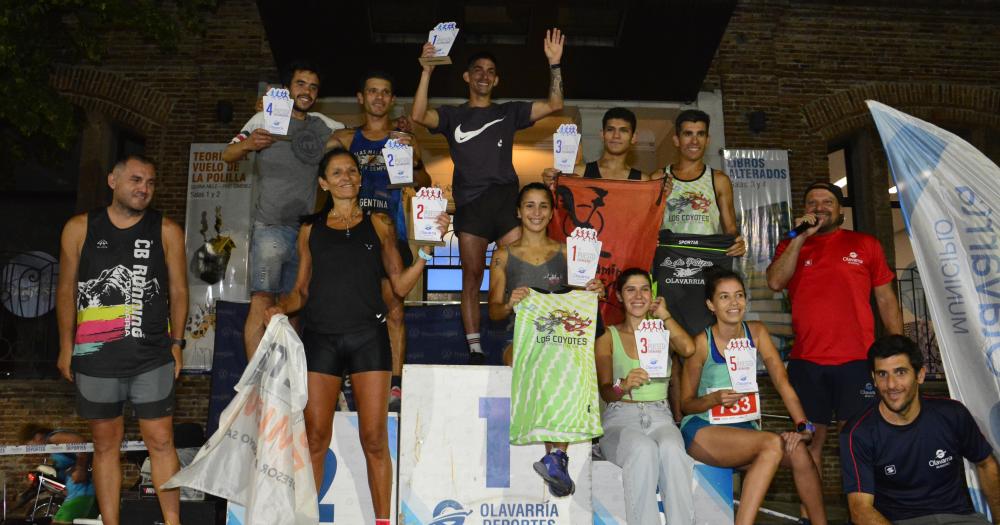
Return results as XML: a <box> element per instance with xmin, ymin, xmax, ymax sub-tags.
<box><xmin>424</xmin><ymin>218</ymin><xmax>496</xmax><ymax>294</ymax></box>
<box><xmin>827</xmin><ymin>146</ymin><xmax>854</xmax><ymax>230</ymax></box>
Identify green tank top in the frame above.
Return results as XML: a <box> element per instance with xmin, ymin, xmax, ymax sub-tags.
<box><xmin>680</xmin><ymin>322</ymin><xmax>760</xmax><ymax>429</ymax></box>
<box><xmin>661</xmin><ymin>164</ymin><xmax>722</xmax><ymax>235</ymax></box>
<box><xmin>610</xmin><ymin>326</ymin><xmax>668</xmax><ymax>402</ymax></box>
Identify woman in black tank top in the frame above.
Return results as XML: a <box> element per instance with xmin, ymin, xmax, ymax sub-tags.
<box><xmin>266</xmin><ymin>148</ymin><xmax>445</xmax><ymax>522</ymax></box>
<box><xmin>487</xmin><ymin>182</ymin><xmax>605</xmax><ymax>366</ymax></box>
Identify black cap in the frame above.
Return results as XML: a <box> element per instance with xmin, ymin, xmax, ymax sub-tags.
<box><xmin>804</xmin><ymin>181</ymin><xmax>844</xmax><ymax>204</ymax></box>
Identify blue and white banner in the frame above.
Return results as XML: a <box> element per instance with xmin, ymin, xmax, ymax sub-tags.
<box><xmin>868</xmin><ymin>100</ymin><xmax>1000</xmax><ymax>517</ymax></box>
<box><xmin>724</xmin><ymin>149</ymin><xmax>794</xmax><ymax>355</ymax></box>
<box><xmin>0</xmin><ymin>440</ymin><xmax>148</xmax><ymax>456</ymax></box>
<box><xmin>227</xmin><ymin>413</ymin><xmax>399</xmax><ymax>525</ymax></box>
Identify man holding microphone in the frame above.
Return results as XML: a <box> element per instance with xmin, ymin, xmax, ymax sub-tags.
<box><xmin>766</xmin><ymin>181</ymin><xmax>903</xmax><ymax>523</ymax></box>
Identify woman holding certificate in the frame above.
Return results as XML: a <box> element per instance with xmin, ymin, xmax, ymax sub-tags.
<box><xmin>265</xmin><ymin>148</ymin><xmax>446</xmax><ymax>525</ymax></box>
<box><xmin>488</xmin><ymin>182</ymin><xmax>605</xmax><ymax>497</ymax></box>
<box><xmin>594</xmin><ymin>268</ymin><xmax>697</xmax><ymax>525</ymax></box>
<box><xmin>487</xmin><ymin>182</ymin><xmax>604</xmax><ymax>364</ymax></box>
<box><xmin>679</xmin><ymin>267</ymin><xmax>827</xmax><ymax>525</ymax></box>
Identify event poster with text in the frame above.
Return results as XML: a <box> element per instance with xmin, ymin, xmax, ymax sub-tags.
<box><xmin>183</xmin><ymin>144</ymin><xmax>252</xmax><ymax>371</ymax></box>
<box><xmin>724</xmin><ymin>149</ymin><xmax>793</xmax><ymax>355</ymax></box>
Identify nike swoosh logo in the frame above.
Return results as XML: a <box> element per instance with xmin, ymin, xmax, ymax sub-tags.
<box><xmin>454</xmin><ymin>118</ymin><xmax>505</xmax><ymax>143</ymax></box>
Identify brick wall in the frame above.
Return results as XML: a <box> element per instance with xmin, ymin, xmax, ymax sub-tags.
<box><xmin>5</xmin><ymin>0</ymin><xmax>998</xmax><ymax>515</ymax></box>
<box><xmin>0</xmin><ymin>0</ymin><xmax>271</xmax><ymax>512</ymax></box>
<box><xmin>704</xmin><ymin>0</ymin><xmax>1000</xmax><ymax>257</ymax></box>
<box><xmin>0</xmin><ymin>376</ymin><xmax>209</xmax><ymax>510</ymax></box>
<box><xmin>50</xmin><ymin>0</ymin><xmax>279</xmax><ymax>225</ymax></box>
<box><xmin>704</xmin><ymin>0</ymin><xmax>1000</xmax><ymax>502</ymax></box>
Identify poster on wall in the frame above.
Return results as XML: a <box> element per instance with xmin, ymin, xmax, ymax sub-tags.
<box><xmin>183</xmin><ymin>144</ymin><xmax>252</xmax><ymax>371</ymax></box>
<box><xmin>723</xmin><ymin>149</ymin><xmax>793</xmax><ymax>354</ymax></box>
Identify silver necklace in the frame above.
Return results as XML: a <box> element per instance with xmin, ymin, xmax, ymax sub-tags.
<box><xmin>331</xmin><ymin>205</ymin><xmax>361</xmax><ymax>238</ymax></box>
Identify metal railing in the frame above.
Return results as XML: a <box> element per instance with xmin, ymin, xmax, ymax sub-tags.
<box><xmin>0</xmin><ymin>251</ymin><xmax>61</xmax><ymax>379</ymax></box>
<box><xmin>895</xmin><ymin>266</ymin><xmax>944</xmax><ymax>377</ymax></box>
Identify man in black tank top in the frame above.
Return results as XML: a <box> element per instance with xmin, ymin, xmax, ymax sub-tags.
<box><xmin>542</xmin><ymin>107</ymin><xmax>648</xmax><ymax>185</ymax></box>
<box><xmin>56</xmin><ymin>155</ymin><xmax>187</xmax><ymax>525</ymax></box>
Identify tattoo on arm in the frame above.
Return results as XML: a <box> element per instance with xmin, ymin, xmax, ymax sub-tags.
<box><xmin>550</xmin><ymin>67</ymin><xmax>563</xmax><ymax>100</ymax></box>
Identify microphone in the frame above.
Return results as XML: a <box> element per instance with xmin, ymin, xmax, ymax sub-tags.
<box><xmin>788</xmin><ymin>220</ymin><xmax>816</xmax><ymax>239</ymax></box>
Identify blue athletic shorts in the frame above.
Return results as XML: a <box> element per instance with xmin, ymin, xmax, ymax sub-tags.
<box><xmin>680</xmin><ymin>416</ymin><xmax>757</xmax><ymax>449</ymax></box>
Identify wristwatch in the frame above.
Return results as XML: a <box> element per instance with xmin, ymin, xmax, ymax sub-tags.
<box><xmin>171</xmin><ymin>338</ymin><xmax>187</xmax><ymax>350</ymax></box>
<box><xmin>796</xmin><ymin>420</ymin><xmax>816</xmax><ymax>433</ymax></box>
<box><xmin>612</xmin><ymin>378</ymin><xmax>624</xmax><ymax>397</ymax></box>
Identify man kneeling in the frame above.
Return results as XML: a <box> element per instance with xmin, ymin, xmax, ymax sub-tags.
<box><xmin>841</xmin><ymin>335</ymin><xmax>1000</xmax><ymax>524</ymax></box>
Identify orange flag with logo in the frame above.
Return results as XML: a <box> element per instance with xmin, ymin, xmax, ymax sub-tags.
<box><xmin>548</xmin><ymin>176</ymin><xmax>667</xmax><ymax>325</ymax></box>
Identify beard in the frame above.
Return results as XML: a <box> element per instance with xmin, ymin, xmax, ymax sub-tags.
<box><xmin>881</xmin><ymin>391</ymin><xmax>917</xmax><ymax>415</ymax></box>
<box><xmin>293</xmin><ymin>98</ymin><xmax>314</xmax><ymax>113</ymax></box>
<box><xmin>816</xmin><ymin>212</ymin><xmax>845</xmax><ymax>233</ymax></box>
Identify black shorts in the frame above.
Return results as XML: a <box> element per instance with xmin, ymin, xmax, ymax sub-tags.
<box><xmin>74</xmin><ymin>362</ymin><xmax>175</xmax><ymax>420</ymax></box>
<box><xmin>303</xmin><ymin>324</ymin><xmax>391</xmax><ymax>377</ymax></box>
<box><xmin>786</xmin><ymin>359</ymin><xmax>877</xmax><ymax>425</ymax></box>
<box><xmin>454</xmin><ymin>183</ymin><xmax>520</xmax><ymax>242</ymax></box>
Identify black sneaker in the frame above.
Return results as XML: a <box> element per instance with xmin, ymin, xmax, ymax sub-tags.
<box><xmin>469</xmin><ymin>351</ymin><xmax>486</xmax><ymax>365</ymax></box>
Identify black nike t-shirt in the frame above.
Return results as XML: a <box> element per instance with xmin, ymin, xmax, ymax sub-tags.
<box><xmin>430</xmin><ymin>101</ymin><xmax>533</xmax><ymax>206</ymax></box>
